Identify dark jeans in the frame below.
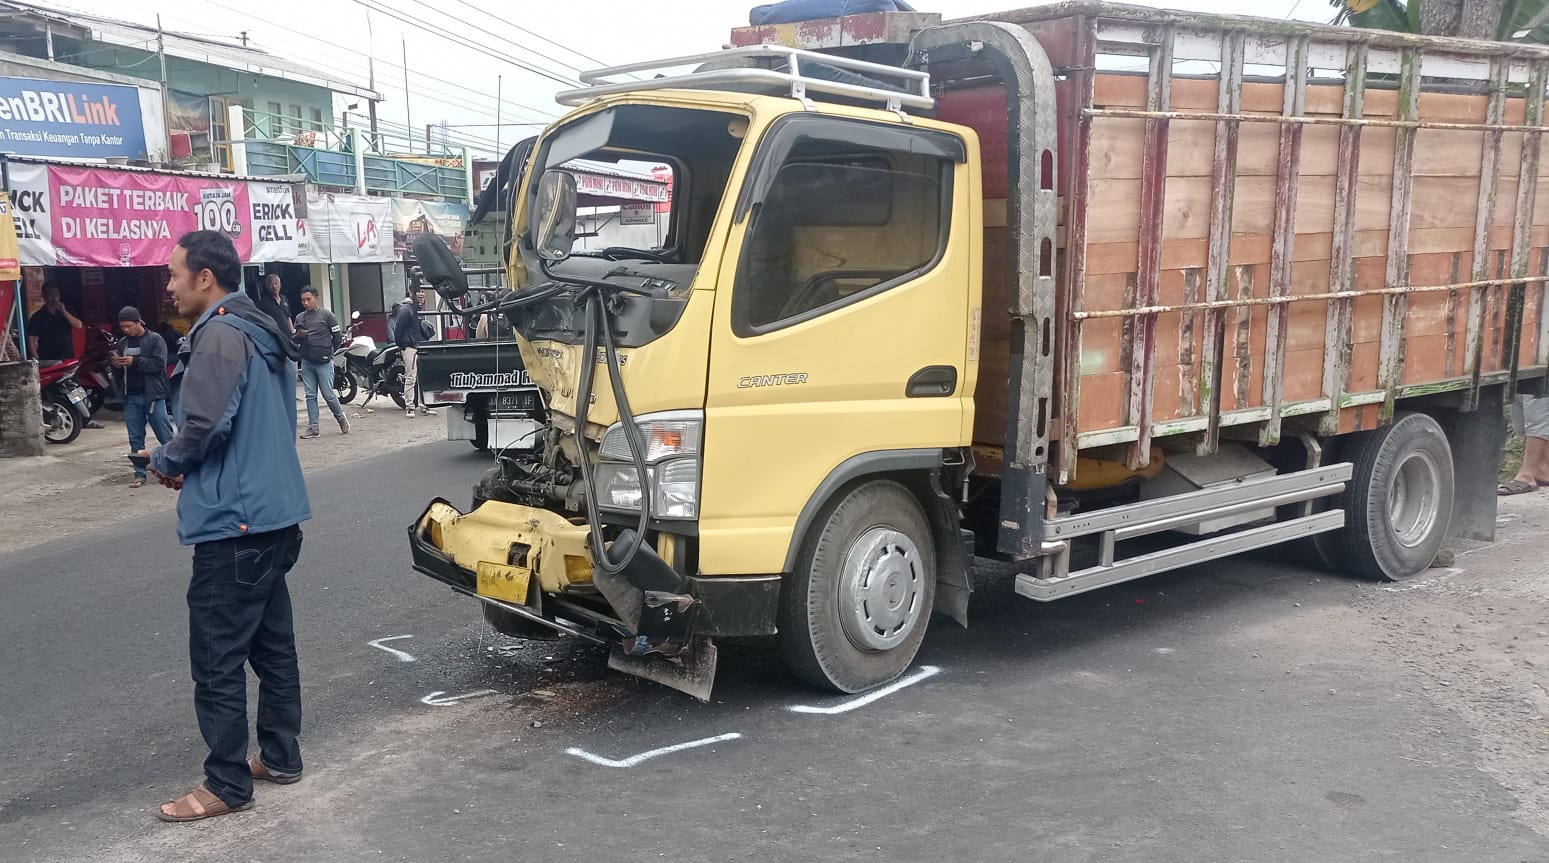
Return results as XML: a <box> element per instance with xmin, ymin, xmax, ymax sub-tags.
<box><xmin>124</xmin><ymin>393</ymin><xmax>173</xmax><ymax>477</ymax></box>
<box><xmin>188</xmin><ymin>524</ymin><xmax>305</xmax><ymax>807</ymax></box>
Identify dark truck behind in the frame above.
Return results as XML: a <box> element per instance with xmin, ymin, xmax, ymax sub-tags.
<box><xmin>415</xmin><ymin>337</ymin><xmax>543</xmax><ymax>452</ymax></box>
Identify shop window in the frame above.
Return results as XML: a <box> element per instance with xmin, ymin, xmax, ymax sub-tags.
<box><xmin>266</xmin><ymin>101</ymin><xmax>282</xmax><ymax>137</ymax></box>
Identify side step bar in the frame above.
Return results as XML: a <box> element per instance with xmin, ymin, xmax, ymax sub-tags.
<box><xmin>1015</xmin><ymin>464</ymin><xmax>1352</xmax><ymax>602</ymax></box>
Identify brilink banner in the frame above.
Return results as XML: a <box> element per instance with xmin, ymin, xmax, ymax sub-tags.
<box><xmin>0</xmin><ymin>76</ymin><xmax>147</xmax><ymax>159</ymax></box>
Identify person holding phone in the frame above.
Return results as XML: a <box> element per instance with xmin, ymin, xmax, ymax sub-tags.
<box><xmin>114</xmin><ymin>306</ymin><xmax>173</xmax><ymax>487</ymax></box>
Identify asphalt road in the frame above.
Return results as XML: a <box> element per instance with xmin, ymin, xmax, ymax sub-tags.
<box><xmin>2</xmin><ymin>442</ymin><xmax>1547</xmax><ymax>862</ymax></box>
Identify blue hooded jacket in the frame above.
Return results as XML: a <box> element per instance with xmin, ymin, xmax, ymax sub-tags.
<box><xmin>151</xmin><ymin>290</ymin><xmax>310</xmax><ymax>545</ymax></box>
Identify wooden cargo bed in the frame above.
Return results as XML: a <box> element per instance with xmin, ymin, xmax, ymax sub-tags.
<box><xmin>943</xmin><ymin>2</ymin><xmax>1549</xmax><ymax>483</ymax></box>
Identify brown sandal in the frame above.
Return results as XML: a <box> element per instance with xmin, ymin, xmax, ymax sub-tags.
<box><xmin>249</xmin><ymin>755</ymin><xmax>302</xmax><ymax>785</ymax></box>
<box><xmin>156</xmin><ymin>786</ymin><xmax>252</xmax><ymax>823</ymax></box>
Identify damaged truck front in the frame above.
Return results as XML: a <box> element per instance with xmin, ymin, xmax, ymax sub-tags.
<box><xmin>411</xmin><ymin>4</ymin><xmax>1549</xmax><ymax>700</ymax></box>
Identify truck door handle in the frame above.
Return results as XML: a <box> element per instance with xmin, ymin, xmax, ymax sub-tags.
<box><xmin>906</xmin><ymin>365</ymin><xmax>958</xmax><ymax>398</ymax></box>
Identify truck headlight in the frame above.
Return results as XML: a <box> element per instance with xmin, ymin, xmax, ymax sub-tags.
<box><xmin>596</xmin><ymin>411</ymin><xmax>702</xmax><ymax>520</ymax></box>
<box><xmin>600</xmin><ymin>411</ymin><xmax>702</xmax><ymax>462</ymax></box>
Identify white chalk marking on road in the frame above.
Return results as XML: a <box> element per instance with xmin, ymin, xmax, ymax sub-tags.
<box><xmin>420</xmin><ymin>689</ymin><xmax>498</xmax><ymax>706</ymax></box>
<box><xmin>368</xmin><ymin>635</ymin><xmax>417</xmax><ymax>662</ymax></box>
<box><xmin>786</xmin><ymin>665</ymin><xmax>942</xmax><ymax>715</ymax></box>
<box><xmin>1378</xmin><ymin>568</ymin><xmax>1464</xmax><ymax>592</ymax></box>
<box><xmin>565</xmin><ymin>733</ymin><xmax>743</xmax><ymax>768</ymax></box>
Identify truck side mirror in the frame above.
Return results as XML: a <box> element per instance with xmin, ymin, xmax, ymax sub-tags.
<box><xmin>533</xmin><ymin>171</ymin><xmax>578</xmax><ymax>262</ymax></box>
<box><xmin>412</xmin><ymin>233</ymin><xmax>469</xmax><ymax>299</ymax></box>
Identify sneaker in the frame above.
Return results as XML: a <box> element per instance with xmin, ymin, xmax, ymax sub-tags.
<box><xmin>299</xmin><ymin>428</ymin><xmax>320</xmax><ymax>439</ymax></box>
<box><xmin>419</xmin><ymin>406</ymin><xmax>436</xmax><ymax>416</ymax></box>
<box><xmin>129</xmin><ymin>476</ymin><xmax>146</xmax><ymax>488</ymax></box>
<box><xmin>405</xmin><ymin>409</ymin><xmax>416</xmax><ymax>418</ymax></box>
<box><xmin>337</xmin><ymin>415</ymin><xmax>351</xmax><ymax>434</ymax></box>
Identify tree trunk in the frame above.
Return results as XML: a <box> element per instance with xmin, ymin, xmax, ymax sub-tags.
<box><xmin>1420</xmin><ymin>0</ymin><xmax>1506</xmax><ymax>39</ymax></box>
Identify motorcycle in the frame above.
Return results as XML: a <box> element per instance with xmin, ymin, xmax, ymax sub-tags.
<box><xmin>77</xmin><ymin>326</ymin><xmax>125</xmax><ymax>417</ymax></box>
<box><xmin>336</xmin><ymin>311</ymin><xmax>405</xmax><ymax>409</ymax></box>
<box><xmin>38</xmin><ymin>360</ymin><xmax>91</xmax><ymax>444</ymax></box>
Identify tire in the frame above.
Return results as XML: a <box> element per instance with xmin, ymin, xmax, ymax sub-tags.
<box><xmin>471</xmin><ymin>415</ymin><xmax>489</xmax><ymax>451</ymax></box>
<box><xmin>481</xmin><ymin>603</ymin><xmax>559</xmax><ymax>640</ymax></box>
<box><xmin>42</xmin><ymin>398</ymin><xmax>81</xmax><ymax>444</ymax></box>
<box><xmin>778</xmin><ymin>479</ymin><xmax>936</xmax><ymax>693</ymax></box>
<box><xmin>334</xmin><ymin>366</ymin><xmax>357</xmax><ymax>404</ymax></box>
<box><xmin>1328</xmin><ymin>411</ymin><xmax>1454</xmax><ymax>581</ymax></box>
<box><xmin>386</xmin><ymin>363</ymin><xmax>407</xmax><ymax>409</ymax></box>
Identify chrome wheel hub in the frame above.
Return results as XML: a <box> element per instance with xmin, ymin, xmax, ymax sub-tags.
<box><xmin>1388</xmin><ymin>449</ymin><xmax>1441</xmax><ymax>549</ymax></box>
<box><xmin>838</xmin><ymin>527</ymin><xmax>924</xmax><ymax>652</ymax></box>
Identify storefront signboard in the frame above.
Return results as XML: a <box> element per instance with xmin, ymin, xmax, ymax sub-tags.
<box><xmin>391</xmin><ymin>198</ymin><xmax>468</xmax><ymax>256</ymax></box>
<box><xmin>296</xmin><ymin>191</ymin><xmax>395</xmax><ymax>264</ymax></box>
<box><xmin>0</xmin><ymin>76</ymin><xmax>148</xmax><ymax>159</ymax></box>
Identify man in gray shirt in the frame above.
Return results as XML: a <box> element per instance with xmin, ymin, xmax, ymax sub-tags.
<box><xmin>292</xmin><ymin>286</ymin><xmax>349</xmax><ymax>438</ymax></box>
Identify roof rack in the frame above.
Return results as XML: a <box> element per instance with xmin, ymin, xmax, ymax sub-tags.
<box><xmin>554</xmin><ymin>44</ymin><xmax>933</xmax><ymax>113</ymax></box>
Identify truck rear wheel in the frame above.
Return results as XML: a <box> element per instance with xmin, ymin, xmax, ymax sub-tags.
<box><xmin>1329</xmin><ymin>411</ymin><xmax>1454</xmax><ymax>581</ymax></box>
<box><xmin>779</xmin><ymin>480</ymin><xmax>935</xmax><ymax>693</ymax></box>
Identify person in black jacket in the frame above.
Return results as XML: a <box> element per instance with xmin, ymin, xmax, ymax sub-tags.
<box><xmin>391</xmin><ymin>288</ymin><xmax>435</xmax><ymax>418</ymax></box>
<box><xmin>114</xmin><ymin>306</ymin><xmax>174</xmax><ymax>487</ymax></box>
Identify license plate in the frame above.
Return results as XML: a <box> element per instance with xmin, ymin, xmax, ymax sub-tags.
<box><xmin>495</xmin><ymin>391</ymin><xmax>534</xmax><ymax>412</ymax></box>
<box><xmin>475</xmin><ymin>560</ymin><xmax>531</xmax><ymax>604</ymax></box>
<box><xmin>68</xmin><ymin>387</ymin><xmax>86</xmax><ymax>404</ymax></box>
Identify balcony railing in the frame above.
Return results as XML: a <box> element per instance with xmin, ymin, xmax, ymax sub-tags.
<box><xmin>230</xmin><ymin>107</ymin><xmax>472</xmax><ymax>202</ymax></box>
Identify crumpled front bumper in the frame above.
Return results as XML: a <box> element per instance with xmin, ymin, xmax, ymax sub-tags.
<box><xmin>407</xmin><ymin>499</ymin><xmax>781</xmax><ymax>649</ymax></box>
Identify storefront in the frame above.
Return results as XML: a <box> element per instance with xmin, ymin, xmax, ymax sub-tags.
<box><xmin>3</xmin><ymin>157</ymin><xmax>313</xmax><ymax>357</ymax></box>
<box><xmin>3</xmin><ymin>156</ymin><xmax>475</xmax><ymax>358</ymax></box>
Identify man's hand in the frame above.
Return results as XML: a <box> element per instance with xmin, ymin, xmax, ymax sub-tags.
<box><xmin>140</xmin><ymin>449</ymin><xmax>183</xmax><ymax>490</ymax></box>
<box><xmin>111</xmin><ymin>355</ymin><xmax>132</xmax><ymax>367</ymax></box>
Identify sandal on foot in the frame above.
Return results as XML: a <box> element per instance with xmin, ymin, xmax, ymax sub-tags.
<box><xmin>156</xmin><ymin>786</ymin><xmax>252</xmax><ymax>823</ymax></box>
<box><xmin>249</xmin><ymin>755</ymin><xmax>302</xmax><ymax>785</ymax></box>
<box><xmin>1498</xmin><ymin>479</ymin><xmax>1539</xmax><ymax>496</ymax></box>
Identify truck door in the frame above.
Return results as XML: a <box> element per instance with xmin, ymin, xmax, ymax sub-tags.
<box><xmin>699</xmin><ymin>115</ymin><xmax>979</xmax><ymax>575</ymax></box>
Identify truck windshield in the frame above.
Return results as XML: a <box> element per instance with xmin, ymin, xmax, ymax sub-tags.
<box><xmin>512</xmin><ymin>104</ymin><xmax>747</xmax><ymax>347</ymax></box>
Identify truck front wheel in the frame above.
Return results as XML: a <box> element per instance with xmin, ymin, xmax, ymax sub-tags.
<box><xmin>1330</xmin><ymin>411</ymin><xmax>1455</xmax><ymax>581</ymax></box>
<box><xmin>779</xmin><ymin>480</ymin><xmax>936</xmax><ymax>693</ymax></box>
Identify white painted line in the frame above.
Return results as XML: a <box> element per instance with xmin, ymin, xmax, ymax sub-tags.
<box><xmin>1379</xmin><ymin>568</ymin><xmax>1464</xmax><ymax>592</ymax></box>
<box><xmin>368</xmin><ymin>635</ymin><xmax>417</xmax><ymax>663</ymax></box>
<box><xmin>786</xmin><ymin>665</ymin><xmax>942</xmax><ymax>715</ymax></box>
<box><xmin>420</xmin><ymin>689</ymin><xmax>498</xmax><ymax>706</ymax></box>
<box><xmin>565</xmin><ymin>732</ymin><xmax>742</xmax><ymax>768</ymax></box>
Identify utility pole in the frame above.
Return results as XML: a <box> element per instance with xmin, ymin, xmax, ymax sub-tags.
<box><xmin>425</xmin><ymin>123</ymin><xmax>433</xmax><ymax>153</ymax></box>
<box><xmin>402</xmin><ymin>37</ymin><xmax>412</xmax><ymax>154</ymax></box>
<box><xmin>366</xmin><ymin>8</ymin><xmax>378</xmax><ymax>147</ymax></box>
<box><xmin>495</xmin><ymin>74</ymin><xmax>502</xmax><ymax>158</ymax></box>
<box><xmin>156</xmin><ymin>15</ymin><xmax>170</xmax><ymax>161</ymax></box>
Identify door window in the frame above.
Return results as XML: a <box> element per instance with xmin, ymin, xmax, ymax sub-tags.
<box><xmin>733</xmin><ymin>130</ymin><xmax>953</xmax><ymax>335</ymax></box>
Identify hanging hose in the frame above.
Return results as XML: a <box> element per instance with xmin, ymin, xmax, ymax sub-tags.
<box><xmin>571</xmin><ymin>286</ymin><xmax>653</xmax><ymax>575</ymax></box>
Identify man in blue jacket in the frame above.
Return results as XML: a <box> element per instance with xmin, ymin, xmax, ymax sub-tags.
<box><xmin>147</xmin><ymin>230</ymin><xmax>311</xmax><ymax>823</ymax></box>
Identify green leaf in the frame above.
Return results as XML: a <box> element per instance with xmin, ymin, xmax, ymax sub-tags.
<box><xmin>1506</xmin><ymin>0</ymin><xmax>1549</xmax><ymax>42</ymax></box>
<box><xmin>1335</xmin><ymin>0</ymin><xmax>1415</xmax><ymax>33</ymax></box>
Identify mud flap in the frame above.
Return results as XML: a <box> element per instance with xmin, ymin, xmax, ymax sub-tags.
<box><xmin>608</xmin><ymin>638</ymin><xmax>718</xmax><ymax>702</ymax></box>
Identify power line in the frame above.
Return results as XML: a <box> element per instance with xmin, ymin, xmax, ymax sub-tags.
<box><xmin>347</xmin><ymin>0</ymin><xmax>581</xmax><ymax>89</ymax></box>
<box><xmin>199</xmin><ymin>0</ymin><xmax>559</xmax><ymax>121</ymax></box>
<box><xmin>127</xmin><ymin>0</ymin><xmax>561</xmax><ymax>124</ymax></box>
<box><xmin>446</xmin><ymin>0</ymin><xmax>614</xmax><ymax>71</ymax></box>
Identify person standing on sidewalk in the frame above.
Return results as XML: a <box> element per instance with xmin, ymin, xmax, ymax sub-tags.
<box><xmin>391</xmin><ymin>287</ymin><xmax>435</xmax><ymax>418</ymax></box>
<box><xmin>292</xmin><ymin>286</ymin><xmax>349</xmax><ymax>438</ymax></box>
<box><xmin>146</xmin><ymin>230</ymin><xmax>311</xmax><ymax>823</ymax></box>
<box><xmin>113</xmin><ymin>306</ymin><xmax>174</xmax><ymax>487</ymax></box>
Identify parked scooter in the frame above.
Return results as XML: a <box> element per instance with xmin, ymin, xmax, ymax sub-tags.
<box><xmin>336</xmin><ymin>311</ymin><xmax>406</xmax><ymax>409</ymax></box>
<box><xmin>77</xmin><ymin>326</ymin><xmax>125</xmax><ymax>417</ymax></box>
<box><xmin>38</xmin><ymin>360</ymin><xmax>91</xmax><ymax>444</ymax></box>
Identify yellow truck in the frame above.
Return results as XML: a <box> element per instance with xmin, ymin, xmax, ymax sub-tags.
<box><xmin>408</xmin><ymin>2</ymin><xmax>1548</xmax><ymax>699</ymax></box>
